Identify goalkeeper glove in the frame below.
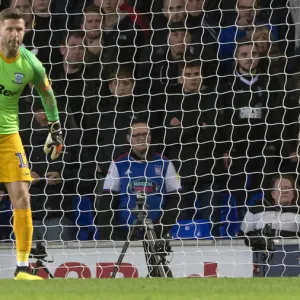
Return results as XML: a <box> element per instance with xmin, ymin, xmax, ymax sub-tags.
<box><xmin>43</xmin><ymin>120</ymin><xmax>63</xmax><ymax>160</ymax></box>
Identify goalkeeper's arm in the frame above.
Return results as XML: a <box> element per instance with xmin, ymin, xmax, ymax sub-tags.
<box><xmin>23</xmin><ymin>48</ymin><xmax>63</xmax><ymax>160</ymax></box>
<box><xmin>31</xmin><ymin>66</ymin><xmax>63</xmax><ymax>160</ymax></box>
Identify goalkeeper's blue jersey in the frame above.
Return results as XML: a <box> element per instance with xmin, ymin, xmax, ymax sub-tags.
<box><xmin>103</xmin><ymin>153</ymin><xmax>182</xmax><ymax>226</ymax></box>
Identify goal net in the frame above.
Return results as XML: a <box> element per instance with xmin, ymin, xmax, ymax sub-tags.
<box><xmin>0</xmin><ymin>0</ymin><xmax>299</xmax><ymax>279</ymax></box>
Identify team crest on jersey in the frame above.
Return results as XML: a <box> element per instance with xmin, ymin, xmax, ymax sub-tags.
<box><xmin>13</xmin><ymin>73</ymin><xmax>24</xmax><ymax>84</ymax></box>
<box><xmin>154</xmin><ymin>165</ymin><xmax>162</xmax><ymax>176</ymax></box>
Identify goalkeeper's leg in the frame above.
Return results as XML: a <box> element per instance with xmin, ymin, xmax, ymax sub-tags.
<box><xmin>5</xmin><ymin>182</ymin><xmax>43</xmax><ymax>280</ymax></box>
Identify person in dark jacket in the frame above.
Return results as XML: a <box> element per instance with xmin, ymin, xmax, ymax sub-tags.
<box><xmin>218</xmin><ymin>0</ymin><xmax>279</xmax><ymax>75</ymax></box>
<box><xmin>185</xmin><ymin>0</ymin><xmax>219</xmax><ymax>85</ymax></box>
<box><xmin>83</xmin><ymin>65</ymin><xmax>151</xmax><ymax>177</ymax></box>
<box><xmin>99</xmin><ymin>0</ymin><xmax>145</xmax><ymax>64</ymax></box>
<box><xmin>19</xmin><ymin>100</ymin><xmax>80</xmax><ymax>241</ymax></box>
<box><xmin>137</xmin><ymin>22</ymin><xmax>193</xmax><ymax>95</ymax></box>
<box><xmin>158</xmin><ymin>58</ymin><xmax>229</xmax><ymax>236</ymax></box>
<box><xmin>93</xmin><ymin>0</ymin><xmax>150</xmax><ymax>40</ymax></box>
<box><xmin>219</xmin><ymin>39</ymin><xmax>300</xmax><ymax>219</ymax></box>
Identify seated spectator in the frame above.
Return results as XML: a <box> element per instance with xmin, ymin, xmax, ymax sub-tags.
<box><xmin>51</xmin><ymin>30</ymin><xmax>98</xmax><ymax>129</ymax></box>
<box><xmin>93</xmin><ymin>0</ymin><xmax>150</xmax><ymax>39</ymax></box>
<box><xmin>185</xmin><ymin>0</ymin><xmax>219</xmax><ymax>84</ymax></box>
<box><xmin>19</xmin><ymin>100</ymin><xmax>80</xmax><ymax>241</ymax></box>
<box><xmin>158</xmin><ymin>58</ymin><xmax>228</xmax><ymax>236</ymax></box>
<box><xmin>150</xmin><ymin>0</ymin><xmax>186</xmax><ymax>46</ymax></box>
<box><xmin>84</xmin><ymin>65</ymin><xmax>150</xmax><ymax>177</ymax></box>
<box><xmin>98</xmin><ymin>0</ymin><xmax>145</xmax><ymax>63</ymax></box>
<box><xmin>51</xmin><ymin>0</ymin><xmax>90</xmax><ymax>30</ymax></box>
<box><xmin>10</xmin><ymin>0</ymin><xmax>33</xmax><ymax>30</ymax></box>
<box><xmin>218</xmin><ymin>0</ymin><xmax>278</xmax><ymax>74</ymax></box>
<box><xmin>219</xmin><ymin>39</ymin><xmax>299</xmax><ymax>219</ymax></box>
<box><xmin>247</xmin><ymin>24</ymin><xmax>297</xmax><ymax>90</ymax></box>
<box><xmin>82</xmin><ymin>4</ymin><xmax>118</xmax><ymax>94</ymax></box>
<box><xmin>11</xmin><ymin>0</ymin><xmax>62</xmax><ymax>76</ymax></box>
<box><xmin>31</xmin><ymin>0</ymin><xmax>63</xmax><ymax>73</ymax></box>
<box><xmin>82</xmin><ymin>4</ymin><xmax>104</xmax><ymax>62</ymax></box>
<box><xmin>240</xmin><ymin>174</ymin><xmax>300</xmax><ymax>238</ymax></box>
<box><xmin>97</xmin><ymin>120</ymin><xmax>181</xmax><ymax>240</ymax></box>
<box><xmin>137</xmin><ymin>22</ymin><xmax>193</xmax><ymax>95</ymax></box>
<box><xmin>258</xmin><ymin>0</ymin><xmax>294</xmax><ymax>56</ymax></box>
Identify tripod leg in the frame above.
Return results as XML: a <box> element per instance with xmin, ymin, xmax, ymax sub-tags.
<box><xmin>144</xmin><ymin>228</ymin><xmax>169</xmax><ymax>278</ymax></box>
<box><xmin>40</xmin><ymin>262</ymin><xmax>55</xmax><ymax>279</ymax></box>
<box><xmin>111</xmin><ymin>225</ymin><xmax>137</xmax><ymax>278</ymax></box>
<box><xmin>143</xmin><ymin>240</ymin><xmax>155</xmax><ymax>277</ymax></box>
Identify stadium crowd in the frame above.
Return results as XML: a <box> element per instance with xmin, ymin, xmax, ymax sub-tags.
<box><xmin>0</xmin><ymin>0</ymin><xmax>300</xmax><ymax>241</ymax></box>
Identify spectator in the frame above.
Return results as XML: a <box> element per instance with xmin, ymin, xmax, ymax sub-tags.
<box><xmin>98</xmin><ymin>0</ymin><xmax>145</xmax><ymax>63</ymax></box>
<box><xmin>185</xmin><ymin>0</ymin><xmax>219</xmax><ymax>84</ymax></box>
<box><xmin>82</xmin><ymin>4</ymin><xmax>118</xmax><ymax>93</ymax></box>
<box><xmin>290</xmin><ymin>0</ymin><xmax>300</xmax><ymax>49</ymax></box>
<box><xmin>51</xmin><ymin>30</ymin><xmax>97</xmax><ymax>129</ymax></box>
<box><xmin>51</xmin><ymin>0</ymin><xmax>91</xmax><ymax>30</ymax></box>
<box><xmin>31</xmin><ymin>0</ymin><xmax>63</xmax><ymax>74</ymax></box>
<box><xmin>240</xmin><ymin>174</ymin><xmax>300</xmax><ymax>238</ymax></box>
<box><xmin>10</xmin><ymin>0</ymin><xmax>63</xmax><ymax>76</ymax></box>
<box><xmin>19</xmin><ymin>101</ymin><xmax>80</xmax><ymax>241</ymax></box>
<box><xmin>10</xmin><ymin>0</ymin><xmax>33</xmax><ymax>30</ymax></box>
<box><xmin>219</xmin><ymin>39</ymin><xmax>300</xmax><ymax>219</ymax></box>
<box><xmin>150</xmin><ymin>0</ymin><xmax>186</xmax><ymax>46</ymax></box>
<box><xmin>82</xmin><ymin>4</ymin><xmax>103</xmax><ymax>61</ymax></box>
<box><xmin>137</xmin><ymin>22</ymin><xmax>193</xmax><ymax>95</ymax></box>
<box><xmin>218</xmin><ymin>0</ymin><xmax>278</xmax><ymax>74</ymax></box>
<box><xmin>84</xmin><ymin>65</ymin><xmax>150</xmax><ymax>177</ymax></box>
<box><xmin>159</xmin><ymin>58</ymin><xmax>228</xmax><ymax>236</ymax></box>
<box><xmin>247</xmin><ymin>24</ymin><xmax>296</xmax><ymax>90</ymax></box>
<box><xmin>258</xmin><ymin>0</ymin><xmax>294</xmax><ymax>56</ymax></box>
<box><xmin>97</xmin><ymin>120</ymin><xmax>181</xmax><ymax>240</ymax></box>
<box><xmin>93</xmin><ymin>0</ymin><xmax>150</xmax><ymax>39</ymax></box>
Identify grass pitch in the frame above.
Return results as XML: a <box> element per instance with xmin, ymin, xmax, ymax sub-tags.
<box><xmin>1</xmin><ymin>278</ymin><xmax>299</xmax><ymax>300</ymax></box>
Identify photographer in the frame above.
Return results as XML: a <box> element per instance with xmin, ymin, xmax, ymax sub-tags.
<box><xmin>241</xmin><ymin>174</ymin><xmax>300</xmax><ymax>242</ymax></box>
<box><xmin>97</xmin><ymin>119</ymin><xmax>182</xmax><ymax>241</ymax></box>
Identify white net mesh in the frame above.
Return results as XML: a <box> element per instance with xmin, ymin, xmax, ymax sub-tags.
<box><xmin>0</xmin><ymin>0</ymin><xmax>299</xmax><ymax>278</ymax></box>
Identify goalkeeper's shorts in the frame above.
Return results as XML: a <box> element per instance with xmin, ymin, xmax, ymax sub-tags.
<box><xmin>0</xmin><ymin>133</ymin><xmax>33</xmax><ymax>183</ymax></box>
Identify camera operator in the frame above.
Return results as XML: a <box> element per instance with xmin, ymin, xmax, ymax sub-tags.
<box><xmin>241</xmin><ymin>174</ymin><xmax>300</xmax><ymax>244</ymax></box>
<box><xmin>97</xmin><ymin>119</ymin><xmax>182</xmax><ymax>241</ymax></box>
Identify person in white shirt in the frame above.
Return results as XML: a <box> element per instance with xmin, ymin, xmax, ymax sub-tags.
<box><xmin>241</xmin><ymin>174</ymin><xmax>300</xmax><ymax>238</ymax></box>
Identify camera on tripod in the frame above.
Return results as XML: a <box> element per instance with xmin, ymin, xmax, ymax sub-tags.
<box><xmin>29</xmin><ymin>239</ymin><xmax>54</xmax><ymax>278</ymax></box>
<box><xmin>111</xmin><ymin>190</ymin><xmax>173</xmax><ymax>278</ymax></box>
<box><xmin>30</xmin><ymin>241</ymin><xmax>48</xmax><ymax>261</ymax></box>
<box><xmin>245</xmin><ymin>223</ymin><xmax>275</xmax><ymax>252</ymax></box>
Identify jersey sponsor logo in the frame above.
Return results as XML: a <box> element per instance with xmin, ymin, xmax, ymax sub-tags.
<box><xmin>128</xmin><ymin>179</ymin><xmax>159</xmax><ymax>194</ymax></box>
<box><xmin>0</xmin><ymin>84</ymin><xmax>19</xmax><ymax>97</ymax></box>
<box><xmin>12</xmin><ymin>72</ymin><xmax>24</xmax><ymax>84</ymax></box>
<box><xmin>239</xmin><ymin>106</ymin><xmax>262</xmax><ymax>119</ymax></box>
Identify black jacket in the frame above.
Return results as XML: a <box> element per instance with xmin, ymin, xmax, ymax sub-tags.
<box><xmin>83</xmin><ymin>95</ymin><xmax>150</xmax><ymax>176</ymax></box>
<box><xmin>19</xmin><ymin>111</ymin><xmax>80</xmax><ymax>220</ymax></box>
<box><xmin>160</xmin><ymin>89</ymin><xmax>228</xmax><ymax>186</ymax></box>
<box><xmin>102</xmin><ymin>14</ymin><xmax>144</xmax><ymax>63</ymax></box>
<box><xmin>219</xmin><ymin>72</ymin><xmax>300</xmax><ymax>158</ymax></box>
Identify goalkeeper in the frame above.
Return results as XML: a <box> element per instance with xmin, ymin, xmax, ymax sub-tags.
<box><xmin>0</xmin><ymin>8</ymin><xmax>63</xmax><ymax>280</ymax></box>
